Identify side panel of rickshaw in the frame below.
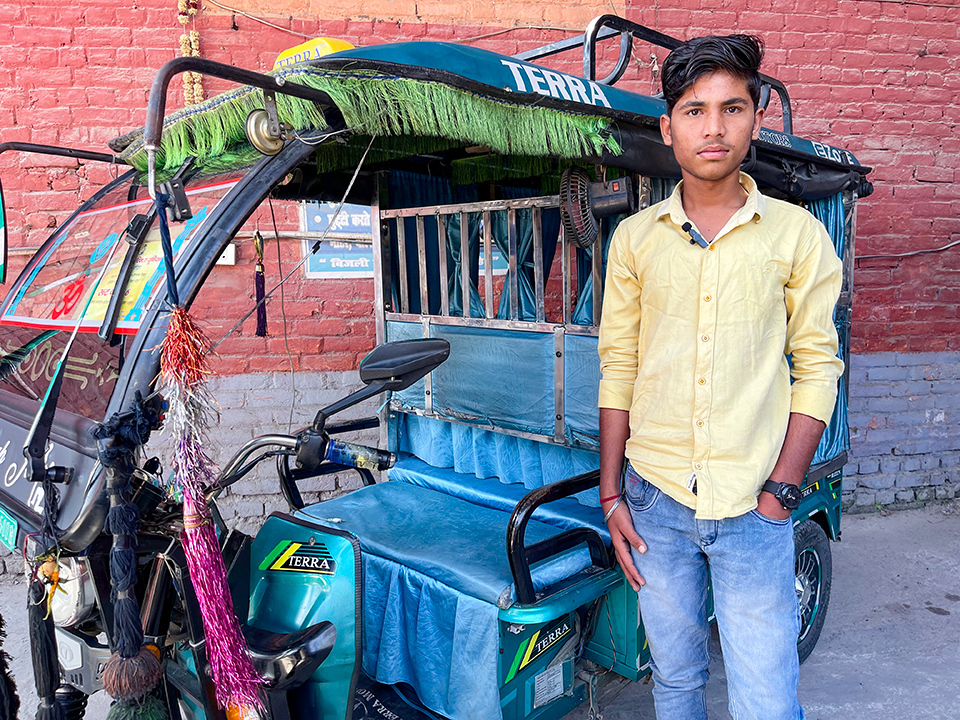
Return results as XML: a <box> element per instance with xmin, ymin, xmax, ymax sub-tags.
<box><xmin>246</xmin><ymin>514</ymin><xmax>361</xmax><ymax>720</ymax></box>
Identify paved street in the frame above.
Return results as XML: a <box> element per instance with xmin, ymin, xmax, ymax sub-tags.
<box><xmin>1</xmin><ymin>501</ymin><xmax>958</xmax><ymax>719</ymax></box>
<box><xmin>570</xmin><ymin>501</ymin><xmax>960</xmax><ymax>720</ymax></box>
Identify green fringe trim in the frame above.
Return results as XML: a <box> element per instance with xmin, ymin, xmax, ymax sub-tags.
<box><xmin>451</xmin><ymin>154</ymin><xmax>559</xmax><ymax>186</ymax></box>
<box><xmin>116</xmin><ymin>66</ymin><xmax>623</xmax><ymax>174</ymax></box>
<box><xmin>313</xmin><ymin>135</ymin><xmax>461</xmax><ymax>176</ymax></box>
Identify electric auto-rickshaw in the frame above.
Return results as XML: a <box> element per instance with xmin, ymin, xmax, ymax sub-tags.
<box><xmin>0</xmin><ymin>15</ymin><xmax>871</xmax><ymax>720</ymax></box>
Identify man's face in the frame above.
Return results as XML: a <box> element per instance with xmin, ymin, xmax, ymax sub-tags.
<box><xmin>659</xmin><ymin>70</ymin><xmax>764</xmax><ymax>183</ymax></box>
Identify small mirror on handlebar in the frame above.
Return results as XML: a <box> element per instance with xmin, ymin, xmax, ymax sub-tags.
<box><xmin>311</xmin><ymin>338</ymin><xmax>450</xmax><ymax>433</ymax></box>
<box><xmin>358</xmin><ymin>338</ymin><xmax>450</xmax><ymax>391</ymax></box>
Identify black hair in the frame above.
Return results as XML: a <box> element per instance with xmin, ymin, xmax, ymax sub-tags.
<box><xmin>661</xmin><ymin>34</ymin><xmax>765</xmax><ymax>115</ymax></box>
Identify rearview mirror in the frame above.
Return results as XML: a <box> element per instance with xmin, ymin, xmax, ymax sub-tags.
<box><xmin>311</xmin><ymin>338</ymin><xmax>450</xmax><ymax>432</ymax></box>
<box><xmin>359</xmin><ymin>338</ymin><xmax>450</xmax><ymax>391</ymax></box>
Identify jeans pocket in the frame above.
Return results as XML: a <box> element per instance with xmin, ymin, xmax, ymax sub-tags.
<box><xmin>749</xmin><ymin>509</ymin><xmax>792</xmax><ymax>526</ymax></box>
<box><xmin>624</xmin><ymin>464</ymin><xmax>660</xmax><ymax>512</ymax></box>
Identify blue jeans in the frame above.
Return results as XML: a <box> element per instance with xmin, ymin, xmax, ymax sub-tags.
<box><xmin>625</xmin><ymin>464</ymin><xmax>804</xmax><ymax>720</ymax></box>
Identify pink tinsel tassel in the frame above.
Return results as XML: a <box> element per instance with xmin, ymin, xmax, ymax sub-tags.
<box><xmin>161</xmin><ymin>307</ymin><xmax>262</xmax><ymax>714</ymax></box>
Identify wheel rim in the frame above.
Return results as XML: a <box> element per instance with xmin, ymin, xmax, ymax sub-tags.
<box><xmin>795</xmin><ymin>547</ymin><xmax>822</xmax><ymax>642</ymax></box>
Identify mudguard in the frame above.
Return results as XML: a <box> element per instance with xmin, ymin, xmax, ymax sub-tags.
<box><xmin>249</xmin><ymin>513</ymin><xmax>361</xmax><ymax>720</ymax></box>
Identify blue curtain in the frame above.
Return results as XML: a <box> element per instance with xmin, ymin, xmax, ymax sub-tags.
<box><xmin>445</xmin><ymin>211</ymin><xmax>486</xmax><ymax>318</ymax></box>
<box><xmin>808</xmin><ymin>192</ymin><xmax>849</xmax><ymax>465</ymax></box>
<box><xmin>571</xmin><ymin>218</ymin><xmax>616</xmax><ymax>325</ymax></box>
<box><xmin>808</xmin><ymin>192</ymin><xmax>845</xmax><ymax>258</ymax></box>
<box><xmin>388</xmin><ymin>171</ymin><xmax>451</xmax><ymax>315</ymax></box>
<box><xmin>388</xmin><ymin>173</ymin><xmax>481</xmax><ymax>315</ymax></box>
<box><xmin>488</xmin><ymin>186</ymin><xmax>560</xmax><ymax>320</ymax></box>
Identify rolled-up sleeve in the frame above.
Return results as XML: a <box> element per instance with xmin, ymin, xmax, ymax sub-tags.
<box><xmin>598</xmin><ymin>223</ymin><xmax>641</xmax><ymax>411</ymax></box>
<box><xmin>784</xmin><ymin>217</ymin><xmax>845</xmax><ymax>425</ymax></box>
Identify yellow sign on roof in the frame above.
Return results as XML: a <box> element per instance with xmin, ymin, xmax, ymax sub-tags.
<box><xmin>273</xmin><ymin>37</ymin><xmax>355</xmax><ymax>70</ymax></box>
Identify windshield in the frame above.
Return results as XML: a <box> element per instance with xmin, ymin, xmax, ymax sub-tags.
<box><xmin>0</xmin><ymin>173</ymin><xmax>239</xmax><ymax>335</ymax></box>
<box><xmin>0</xmin><ymin>169</ymin><xmax>242</xmax><ymax>425</ymax></box>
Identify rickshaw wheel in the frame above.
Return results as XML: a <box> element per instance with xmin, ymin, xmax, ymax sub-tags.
<box><xmin>794</xmin><ymin>519</ymin><xmax>832</xmax><ymax>664</ymax></box>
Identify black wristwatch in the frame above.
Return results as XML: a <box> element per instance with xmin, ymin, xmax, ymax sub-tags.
<box><xmin>762</xmin><ymin>480</ymin><xmax>801</xmax><ymax>511</ymax></box>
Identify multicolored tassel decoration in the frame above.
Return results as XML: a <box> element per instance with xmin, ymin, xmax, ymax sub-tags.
<box><xmin>253</xmin><ymin>231</ymin><xmax>267</xmax><ymax>337</ymax></box>
<box><xmin>155</xmin><ymin>193</ymin><xmax>263</xmax><ymax>715</ymax></box>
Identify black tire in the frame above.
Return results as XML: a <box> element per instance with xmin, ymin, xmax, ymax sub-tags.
<box><xmin>794</xmin><ymin>519</ymin><xmax>832</xmax><ymax>664</ymax></box>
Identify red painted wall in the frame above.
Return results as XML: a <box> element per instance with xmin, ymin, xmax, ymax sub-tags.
<box><xmin>2</xmin><ymin>0</ymin><xmax>958</xmax><ymax>366</ymax></box>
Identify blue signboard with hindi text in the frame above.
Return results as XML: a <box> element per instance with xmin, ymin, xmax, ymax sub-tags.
<box><xmin>302</xmin><ymin>201</ymin><xmax>374</xmax><ymax>279</ymax></box>
<box><xmin>300</xmin><ymin>201</ymin><xmax>508</xmax><ymax>279</ymax></box>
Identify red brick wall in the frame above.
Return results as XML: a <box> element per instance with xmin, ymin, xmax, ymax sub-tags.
<box><xmin>2</xmin><ymin>0</ymin><xmax>958</xmax><ymax>366</ymax></box>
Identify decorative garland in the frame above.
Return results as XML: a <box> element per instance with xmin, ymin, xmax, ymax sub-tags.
<box><xmin>177</xmin><ymin>0</ymin><xmax>204</xmax><ymax>106</ymax></box>
<box><xmin>155</xmin><ymin>193</ymin><xmax>263</xmax><ymax>715</ymax></box>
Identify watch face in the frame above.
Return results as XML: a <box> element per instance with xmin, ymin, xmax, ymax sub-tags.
<box><xmin>781</xmin><ymin>484</ymin><xmax>801</xmax><ymax>510</ymax></box>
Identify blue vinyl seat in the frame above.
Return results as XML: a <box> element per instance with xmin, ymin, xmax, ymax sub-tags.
<box><xmin>388</xmin><ymin>454</ymin><xmax>610</xmax><ymax>546</ymax></box>
<box><xmin>296</xmin><ymin>481</ymin><xmax>595</xmax><ymax>720</ymax></box>
<box><xmin>298</xmin><ymin>481</ymin><xmax>592</xmax><ymax>606</ymax></box>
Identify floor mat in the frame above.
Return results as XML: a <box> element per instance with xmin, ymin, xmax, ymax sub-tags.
<box><xmin>354</xmin><ymin>674</ymin><xmax>442</xmax><ymax>720</ymax></box>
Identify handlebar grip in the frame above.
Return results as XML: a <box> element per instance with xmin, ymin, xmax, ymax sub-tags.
<box><xmin>324</xmin><ymin>439</ymin><xmax>396</xmax><ymax>471</ymax></box>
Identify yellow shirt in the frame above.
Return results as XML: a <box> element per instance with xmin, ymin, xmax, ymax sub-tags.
<box><xmin>598</xmin><ymin>173</ymin><xmax>844</xmax><ymax>520</ymax></box>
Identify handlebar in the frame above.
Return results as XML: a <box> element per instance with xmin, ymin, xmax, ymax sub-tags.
<box><xmin>211</xmin><ymin>423</ymin><xmax>392</xmax><ymax>502</ymax></box>
<box><xmin>218</xmin><ymin>434</ymin><xmax>299</xmax><ymax>486</ymax></box>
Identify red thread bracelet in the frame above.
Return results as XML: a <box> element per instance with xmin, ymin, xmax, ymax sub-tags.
<box><xmin>599</xmin><ymin>493</ymin><xmax>621</xmax><ymax>504</ymax></box>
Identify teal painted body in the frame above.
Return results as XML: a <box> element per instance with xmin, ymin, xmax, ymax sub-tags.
<box><xmin>248</xmin><ymin>515</ymin><xmax>361</xmax><ymax>720</ymax></box>
<box><xmin>498</xmin><ymin>612</ymin><xmax>585</xmax><ymax>720</ymax></box>
<box><xmin>799</xmin><ymin>467</ymin><xmax>844</xmax><ymax>540</ymax></box>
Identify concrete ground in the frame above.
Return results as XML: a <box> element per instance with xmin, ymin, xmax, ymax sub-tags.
<box><xmin>0</xmin><ymin>501</ymin><xmax>958</xmax><ymax>719</ymax></box>
<box><xmin>570</xmin><ymin>500</ymin><xmax>960</xmax><ymax>720</ymax></box>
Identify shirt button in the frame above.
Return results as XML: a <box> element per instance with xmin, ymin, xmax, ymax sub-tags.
<box><xmin>698</xmin><ymin>377</ymin><xmax>706</xmax><ymax>385</ymax></box>
<box><xmin>704</xmin><ymin>295</ymin><xmax>711</xmax><ymax>302</ymax></box>
<box><xmin>701</xmin><ymin>335</ymin><xmax>709</xmax><ymax>342</ymax></box>
<box><xmin>696</xmin><ymin>420</ymin><xmax>704</xmax><ymax>427</ymax></box>
<box><xmin>709</xmin><ymin>245</ymin><xmax>716</xmax><ymax>252</ymax></box>
<box><xmin>695</xmin><ymin>462</ymin><xmax>703</xmax><ymax>470</ymax></box>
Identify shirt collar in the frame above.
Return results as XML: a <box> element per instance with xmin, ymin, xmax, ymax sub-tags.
<box><xmin>655</xmin><ymin>172</ymin><xmax>766</xmax><ymax>229</ymax></box>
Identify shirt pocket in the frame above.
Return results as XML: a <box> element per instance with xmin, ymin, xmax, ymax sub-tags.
<box><xmin>729</xmin><ymin>256</ymin><xmax>791</xmax><ymax>311</ymax></box>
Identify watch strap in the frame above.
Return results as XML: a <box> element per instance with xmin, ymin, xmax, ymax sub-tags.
<box><xmin>761</xmin><ymin>479</ymin><xmax>783</xmax><ymax>496</ymax></box>
<box><xmin>762</xmin><ymin>479</ymin><xmax>800</xmax><ymax>509</ymax></box>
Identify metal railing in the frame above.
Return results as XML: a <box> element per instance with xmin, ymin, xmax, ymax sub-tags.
<box><xmin>515</xmin><ymin>14</ymin><xmax>794</xmax><ymax>134</ymax></box>
<box><xmin>376</xmin><ymin>194</ymin><xmax>607</xmax><ymax>333</ymax></box>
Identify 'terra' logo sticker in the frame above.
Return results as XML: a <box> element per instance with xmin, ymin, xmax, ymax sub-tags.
<box><xmin>260</xmin><ymin>541</ymin><xmax>337</xmax><ymax>574</ymax></box>
<box><xmin>505</xmin><ymin>617</ymin><xmax>572</xmax><ymax>683</ymax></box>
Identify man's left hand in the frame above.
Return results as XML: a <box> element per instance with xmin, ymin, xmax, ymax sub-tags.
<box><xmin>756</xmin><ymin>490</ymin><xmax>792</xmax><ymax>522</ymax></box>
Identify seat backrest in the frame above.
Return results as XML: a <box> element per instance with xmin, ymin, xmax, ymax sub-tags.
<box><xmin>385</xmin><ymin>320</ymin><xmax>602</xmax><ymax>507</ymax></box>
<box><xmin>379</xmin><ymin>188</ymin><xmax>851</xmax><ymax>507</ymax></box>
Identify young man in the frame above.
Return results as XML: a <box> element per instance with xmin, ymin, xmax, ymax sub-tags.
<box><xmin>597</xmin><ymin>35</ymin><xmax>843</xmax><ymax>720</ymax></box>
